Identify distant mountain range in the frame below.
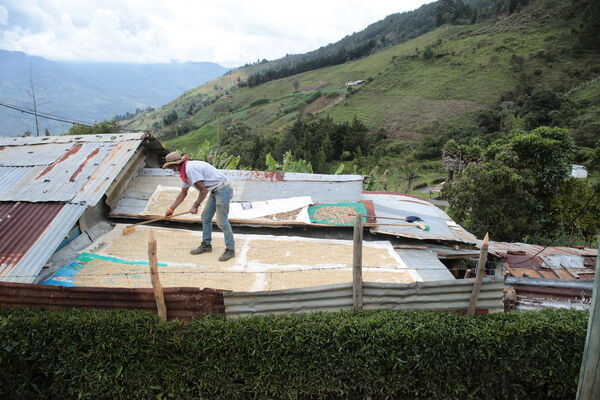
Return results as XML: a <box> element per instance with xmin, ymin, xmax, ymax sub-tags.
<box><xmin>0</xmin><ymin>50</ymin><xmax>228</xmax><ymax>136</ymax></box>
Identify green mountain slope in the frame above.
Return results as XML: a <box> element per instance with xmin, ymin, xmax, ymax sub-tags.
<box><xmin>124</xmin><ymin>0</ymin><xmax>599</xmax><ymax>157</ymax></box>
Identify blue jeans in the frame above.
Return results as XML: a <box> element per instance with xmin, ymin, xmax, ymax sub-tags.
<box><xmin>201</xmin><ymin>184</ymin><xmax>234</xmax><ymax>250</ymax></box>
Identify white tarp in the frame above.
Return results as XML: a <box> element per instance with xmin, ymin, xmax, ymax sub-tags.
<box><xmin>141</xmin><ymin>185</ymin><xmax>312</xmax><ymax>222</ymax></box>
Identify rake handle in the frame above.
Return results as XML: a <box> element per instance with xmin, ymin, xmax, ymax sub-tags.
<box><xmin>349</xmin><ymin>213</ymin><xmax>421</xmax><ymax>222</ymax></box>
<box><xmin>128</xmin><ymin>211</ymin><xmax>191</xmax><ymax>229</ymax></box>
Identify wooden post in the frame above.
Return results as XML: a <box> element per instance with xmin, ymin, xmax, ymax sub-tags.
<box><xmin>467</xmin><ymin>232</ymin><xmax>490</xmax><ymax>315</ymax></box>
<box><xmin>576</xmin><ymin>240</ymin><xmax>600</xmax><ymax>400</ymax></box>
<box><xmin>352</xmin><ymin>213</ymin><xmax>363</xmax><ymax>312</ymax></box>
<box><xmin>148</xmin><ymin>229</ymin><xmax>167</xmax><ymax>322</ymax></box>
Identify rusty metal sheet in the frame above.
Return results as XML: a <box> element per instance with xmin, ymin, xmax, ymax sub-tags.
<box><xmin>488</xmin><ymin>241</ymin><xmax>596</xmax><ymax>280</ymax></box>
<box><xmin>0</xmin><ymin>137</ymin><xmax>143</xmax><ymax>206</ymax></box>
<box><xmin>0</xmin><ymin>142</ymin><xmax>113</xmax><ymax>203</ymax></box>
<box><xmin>507</xmin><ymin>278</ymin><xmax>593</xmax><ymax>310</ymax></box>
<box><xmin>0</xmin><ymin>202</ymin><xmax>85</xmax><ymax>283</ymax></box>
<box><xmin>0</xmin><ymin>282</ymin><xmax>225</xmax><ymax>320</ymax></box>
<box><xmin>72</xmin><ymin>139</ymin><xmax>141</xmax><ymax>205</ymax></box>
<box><xmin>0</xmin><ymin>142</ymin><xmax>74</xmax><ymax>166</ymax></box>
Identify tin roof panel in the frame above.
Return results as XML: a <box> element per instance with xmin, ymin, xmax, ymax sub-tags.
<box><xmin>0</xmin><ymin>132</ymin><xmax>145</xmax><ymax>146</ymax></box>
<box><xmin>0</xmin><ymin>142</ymin><xmax>74</xmax><ymax>166</ymax></box>
<box><xmin>0</xmin><ymin>202</ymin><xmax>86</xmax><ymax>283</ymax></box>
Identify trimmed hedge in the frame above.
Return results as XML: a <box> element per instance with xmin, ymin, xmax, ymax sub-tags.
<box><xmin>0</xmin><ymin>308</ymin><xmax>587</xmax><ymax>400</ymax></box>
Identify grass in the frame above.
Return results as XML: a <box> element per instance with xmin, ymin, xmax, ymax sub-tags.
<box><xmin>126</xmin><ymin>0</ymin><xmax>600</xmax><ymax>165</ymax></box>
<box><xmin>165</xmin><ymin>124</ymin><xmax>217</xmax><ymax>152</ymax></box>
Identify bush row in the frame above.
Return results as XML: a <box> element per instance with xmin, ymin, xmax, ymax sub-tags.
<box><xmin>0</xmin><ymin>308</ymin><xmax>588</xmax><ymax>400</ymax></box>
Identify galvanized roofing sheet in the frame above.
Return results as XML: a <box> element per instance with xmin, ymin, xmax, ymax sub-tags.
<box><xmin>0</xmin><ymin>142</ymin><xmax>76</xmax><ymax>166</ymax></box>
<box><xmin>0</xmin><ymin>133</ymin><xmax>145</xmax><ymax>146</ymax></box>
<box><xmin>362</xmin><ymin>192</ymin><xmax>477</xmax><ymax>244</ymax></box>
<box><xmin>0</xmin><ymin>201</ymin><xmax>85</xmax><ymax>283</ymax></box>
<box><xmin>224</xmin><ymin>277</ymin><xmax>504</xmax><ymax>317</ymax></box>
<box><xmin>111</xmin><ymin>168</ymin><xmax>365</xmax><ymax>215</ymax></box>
<box><xmin>0</xmin><ymin>133</ymin><xmax>153</xmax><ymax>283</ymax></box>
<box><xmin>0</xmin><ymin>134</ymin><xmax>144</xmax><ymax>206</ymax></box>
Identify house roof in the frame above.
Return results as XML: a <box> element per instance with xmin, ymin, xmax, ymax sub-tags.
<box><xmin>0</xmin><ymin>133</ymin><xmax>152</xmax><ymax>205</ymax></box>
<box><xmin>0</xmin><ymin>133</ymin><xmax>164</xmax><ymax>283</ymax></box>
<box><xmin>486</xmin><ymin>241</ymin><xmax>597</xmax><ymax>280</ymax></box>
<box><xmin>110</xmin><ymin>169</ymin><xmax>476</xmax><ymax>244</ymax></box>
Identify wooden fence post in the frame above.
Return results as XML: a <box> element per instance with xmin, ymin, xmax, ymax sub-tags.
<box><xmin>148</xmin><ymin>229</ymin><xmax>167</xmax><ymax>322</ymax></box>
<box><xmin>352</xmin><ymin>213</ymin><xmax>363</xmax><ymax>312</ymax></box>
<box><xmin>576</xmin><ymin>240</ymin><xmax>600</xmax><ymax>400</ymax></box>
<box><xmin>467</xmin><ymin>232</ymin><xmax>490</xmax><ymax>315</ymax></box>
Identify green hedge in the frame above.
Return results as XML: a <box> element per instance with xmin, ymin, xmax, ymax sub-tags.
<box><xmin>0</xmin><ymin>308</ymin><xmax>588</xmax><ymax>400</ymax></box>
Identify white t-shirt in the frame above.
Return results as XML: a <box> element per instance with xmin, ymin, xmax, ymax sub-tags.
<box><xmin>182</xmin><ymin>160</ymin><xmax>227</xmax><ymax>191</ymax></box>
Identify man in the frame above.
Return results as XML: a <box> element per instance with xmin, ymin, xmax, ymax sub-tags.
<box><xmin>162</xmin><ymin>151</ymin><xmax>235</xmax><ymax>261</ymax></box>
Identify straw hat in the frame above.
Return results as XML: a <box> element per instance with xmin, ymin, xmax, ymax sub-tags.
<box><xmin>162</xmin><ymin>151</ymin><xmax>186</xmax><ymax>169</ymax></box>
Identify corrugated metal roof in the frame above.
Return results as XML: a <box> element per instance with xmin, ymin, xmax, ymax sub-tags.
<box><xmin>0</xmin><ymin>142</ymin><xmax>76</xmax><ymax>166</ymax></box>
<box><xmin>0</xmin><ymin>134</ymin><xmax>143</xmax><ymax>206</ymax></box>
<box><xmin>0</xmin><ymin>201</ymin><xmax>85</xmax><ymax>283</ymax></box>
<box><xmin>362</xmin><ymin>192</ymin><xmax>477</xmax><ymax>244</ymax></box>
<box><xmin>0</xmin><ymin>133</ymin><xmax>160</xmax><ymax>283</ymax></box>
<box><xmin>487</xmin><ymin>241</ymin><xmax>597</xmax><ymax>280</ymax></box>
<box><xmin>506</xmin><ymin>278</ymin><xmax>593</xmax><ymax>310</ymax></box>
<box><xmin>0</xmin><ymin>133</ymin><xmax>145</xmax><ymax>146</ymax></box>
<box><xmin>223</xmin><ymin>277</ymin><xmax>504</xmax><ymax>317</ymax></box>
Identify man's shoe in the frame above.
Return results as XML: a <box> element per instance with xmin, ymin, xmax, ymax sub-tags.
<box><xmin>218</xmin><ymin>249</ymin><xmax>235</xmax><ymax>262</ymax></box>
<box><xmin>190</xmin><ymin>242</ymin><xmax>212</xmax><ymax>255</ymax></box>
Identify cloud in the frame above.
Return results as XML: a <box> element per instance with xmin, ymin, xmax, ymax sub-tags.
<box><xmin>0</xmin><ymin>0</ymin><xmax>432</xmax><ymax>67</ymax></box>
<box><xmin>0</xmin><ymin>6</ymin><xmax>8</xmax><ymax>25</ymax></box>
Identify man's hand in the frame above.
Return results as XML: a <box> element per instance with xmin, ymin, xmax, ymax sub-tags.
<box><xmin>165</xmin><ymin>207</ymin><xmax>174</xmax><ymax>217</ymax></box>
<box><xmin>190</xmin><ymin>204</ymin><xmax>199</xmax><ymax>214</ymax></box>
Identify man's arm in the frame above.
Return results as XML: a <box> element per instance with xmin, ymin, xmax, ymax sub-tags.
<box><xmin>190</xmin><ymin>181</ymin><xmax>209</xmax><ymax>214</ymax></box>
<box><xmin>165</xmin><ymin>187</ymin><xmax>189</xmax><ymax>216</ymax></box>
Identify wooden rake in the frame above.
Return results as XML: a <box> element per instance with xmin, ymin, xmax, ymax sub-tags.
<box><xmin>122</xmin><ymin>211</ymin><xmax>191</xmax><ymax>235</ymax></box>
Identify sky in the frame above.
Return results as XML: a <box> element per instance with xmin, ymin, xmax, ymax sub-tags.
<box><xmin>0</xmin><ymin>0</ymin><xmax>432</xmax><ymax>68</ymax></box>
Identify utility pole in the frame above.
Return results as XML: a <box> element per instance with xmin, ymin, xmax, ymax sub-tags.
<box><xmin>576</xmin><ymin>240</ymin><xmax>600</xmax><ymax>399</ymax></box>
<box><xmin>28</xmin><ymin>64</ymin><xmax>40</xmax><ymax>136</ymax></box>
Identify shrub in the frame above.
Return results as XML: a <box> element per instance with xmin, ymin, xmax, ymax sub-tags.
<box><xmin>0</xmin><ymin>308</ymin><xmax>587</xmax><ymax>400</ymax></box>
<box><xmin>250</xmin><ymin>98</ymin><xmax>270</xmax><ymax>107</ymax></box>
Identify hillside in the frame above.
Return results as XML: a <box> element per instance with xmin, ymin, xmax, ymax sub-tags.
<box><xmin>0</xmin><ymin>50</ymin><xmax>228</xmax><ymax>136</ymax></box>
<box><xmin>124</xmin><ymin>0</ymin><xmax>599</xmax><ymax>162</ymax></box>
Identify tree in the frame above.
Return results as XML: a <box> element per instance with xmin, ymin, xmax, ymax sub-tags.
<box><xmin>443</xmin><ymin>160</ymin><xmax>536</xmax><ymax>241</ymax></box>
<box><xmin>442</xmin><ymin>139</ymin><xmax>482</xmax><ymax>180</ymax></box>
<box><xmin>399</xmin><ymin>164</ymin><xmax>421</xmax><ymax>192</ymax></box>
<box><xmin>520</xmin><ymin>90</ymin><xmax>564</xmax><ymax>129</ymax></box>
<box><xmin>579</xmin><ymin>0</ymin><xmax>600</xmax><ymax>52</ymax></box>
<box><xmin>443</xmin><ymin>127</ymin><xmax>580</xmax><ymax>243</ymax></box>
<box><xmin>162</xmin><ymin>110</ymin><xmax>178</xmax><ymax>126</ymax></box>
<box><xmin>549</xmin><ymin>179</ymin><xmax>600</xmax><ymax>246</ymax></box>
<box><xmin>66</xmin><ymin>121</ymin><xmax>120</xmax><ymax>135</ymax></box>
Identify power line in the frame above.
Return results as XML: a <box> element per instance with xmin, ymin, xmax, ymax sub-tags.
<box><xmin>0</xmin><ymin>100</ymin><xmax>92</xmax><ymax>127</ymax></box>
